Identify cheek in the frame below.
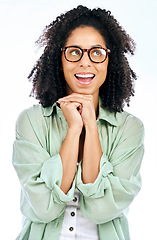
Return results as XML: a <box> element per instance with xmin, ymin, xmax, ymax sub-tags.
<box><xmin>62</xmin><ymin>63</ymin><xmax>74</xmax><ymax>86</ymax></box>
<box><xmin>62</xmin><ymin>56</ymin><xmax>73</xmax><ymax>75</ymax></box>
<box><xmin>98</xmin><ymin>64</ymin><xmax>108</xmax><ymax>77</ymax></box>
<box><xmin>101</xmin><ymin>60</ymin><xmax>109</xmax><ymax>76</ymax></box>
<box><xmin>62</xmin><ymin>62</ymin><xmax>69</xmax><ymax>80</ymax></box>
<box><xmin>97</xmin><ymin>64</ymin><xmax>108</xmax><ymax>85</ymax></box>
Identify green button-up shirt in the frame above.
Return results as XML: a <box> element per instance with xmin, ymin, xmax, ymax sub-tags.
<box><xmin>12</xmin><ymin>100</ymin><xmax>144</xmax><ymax>240</ymax></box>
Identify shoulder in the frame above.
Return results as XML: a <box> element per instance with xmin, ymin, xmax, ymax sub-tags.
<box><xmin>115</xmin><ymin>111</ymin><xmax>144</xmax><ymax>142</ymax></box>
<box><xmin>16</xmin><ymin>105</ymin><xmax>44</xmax><ymax>128</ymax></box>
<box><xmin>99</xmin><ymin>104</ymin><xmax>143</xmax><ymax>131</ymax></box>
<box><xmin>15</xmin><ymin>105</ymin><xmax>49</xmax><ymax>141</ymax></box>
<box><xmin>116</xmin><ymin>110</ymin><xmax>144</xmax><ymax>128</ymax></box>
<box><xmin>17</xmin><ymin>104</ymin><xmax>44</xmax><ymax>120</ymax></box>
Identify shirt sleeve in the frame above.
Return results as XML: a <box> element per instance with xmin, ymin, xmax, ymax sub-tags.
<box><xmin>12</xmin><ymin>109</ymin><xmax>75</xmax><ymax>224</ymax></box>
<box><xmin>76</xmin><ymin>115</ymin><xmax>144</xmax><ymax>224</ymax></box>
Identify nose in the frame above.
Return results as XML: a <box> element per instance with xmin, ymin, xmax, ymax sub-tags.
<box><xmin>79</xmin><ymin>51</ymin><xmax>91</xmax><ymax>67</ymax></box>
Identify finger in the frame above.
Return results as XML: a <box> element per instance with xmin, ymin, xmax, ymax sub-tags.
<box><xmin>60</xmin><ymin>101</ymin><xmax>82</xmax><ymax>110</ymax></box>
<box><xmin>60</xmin><ymin>102</ymin><xmax>82</xmax><ymax>116</ymax></box>
<box><xmin>58</xmin><ymin>95</ymin><xmax>93</xmax><ymax>105</ymax></box>
<box><xmin>58</xmin><ymin>94</ymin><xmax>93</xmax><ymax>102</ymax></box>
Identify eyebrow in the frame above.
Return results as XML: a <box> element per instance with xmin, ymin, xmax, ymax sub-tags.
<box><xmin>67</xmin><ymin>44</ymin><xmax>104</xmax><ymax>48</ymax></box>
<box><xmin>91</xmin><ymin>44</ymin><xmax>103</xmax><ymax>48</ymax></box>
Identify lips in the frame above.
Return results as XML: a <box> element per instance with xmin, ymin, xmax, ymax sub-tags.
<box><xmin>75</xmin><ymin>73</ymin><xmax>95</xmax><ymax>85</ymax></box>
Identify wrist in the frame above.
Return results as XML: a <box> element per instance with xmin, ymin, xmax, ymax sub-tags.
<box><xmin>68</xmin><ymin>125</ymin><xmax>83</xmax><ymax>136</ymax></box>
<box><xmin>84</xmin><ymin>121</ymin><xmax>98</xmax><ymax>132</ymax></box>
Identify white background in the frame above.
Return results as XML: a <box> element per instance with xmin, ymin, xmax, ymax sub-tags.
<box><xmin>0</xmin><ymin>0</ymin><xmax>156</xmax><ymax>239</ymax></box>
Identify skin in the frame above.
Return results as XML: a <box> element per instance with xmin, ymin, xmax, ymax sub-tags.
<box><xmin>58</xmin><ymin>26</ymin><xmax>109</xmax><ymax>194</ymax></box>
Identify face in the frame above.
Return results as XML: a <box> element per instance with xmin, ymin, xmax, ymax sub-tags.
<box><xmin>61</xmin><ymin>26</ymin><xmax>109</xmax><ymax>100</ymax></box>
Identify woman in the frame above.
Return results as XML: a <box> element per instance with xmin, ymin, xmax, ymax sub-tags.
<box><xmin>13</xmin><ymin>5</ymin><xmax>144</xmax><ymax>240</ymax></box>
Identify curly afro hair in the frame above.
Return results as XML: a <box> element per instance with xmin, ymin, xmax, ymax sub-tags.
<box><xmin>28</xmin><ymin>5</ymin><xmax>137</xmax><ymax>112</ymax></box>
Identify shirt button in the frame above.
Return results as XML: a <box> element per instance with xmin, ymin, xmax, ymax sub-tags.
<box><xmin>71</xmin><ymin>211</ymin><xmax>75</xmax><ymax>217</ymax></box>
<box><xmin>69</xmin><ymin>227</ymin><xmax>74</xmax><ymax>231</ymax></box>
<box><xmin>73</xmin><ymin>197</ymin><xmax>77</xmax><ymax>202</ymax></box>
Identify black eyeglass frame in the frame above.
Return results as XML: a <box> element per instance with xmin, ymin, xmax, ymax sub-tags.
<box><xmin>61</xmin><ymin>46</ymin><xmax>111</xmax><ymax>63</ymax></box>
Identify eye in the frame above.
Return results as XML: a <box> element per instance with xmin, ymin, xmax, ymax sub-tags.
<box><xmin>92</xmin><ymin>49</ymin><xmax>102</xmax><ymax>56</ymax></box>
<box><xmin>70</xmin><ymin>49</ymin><xmax>81</xmax><ymax>56</ymax></box>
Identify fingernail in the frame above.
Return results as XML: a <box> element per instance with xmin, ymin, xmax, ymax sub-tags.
<box><xmin>58</xmin><ymin>98</ymin><xmax>66</xmax><ymax>102</ymax></box>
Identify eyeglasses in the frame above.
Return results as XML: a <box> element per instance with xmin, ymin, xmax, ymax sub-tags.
<box><xmin>62</xmin><ymin>46</ymin><xmax>110</xmax><ymax>63</ymax></box>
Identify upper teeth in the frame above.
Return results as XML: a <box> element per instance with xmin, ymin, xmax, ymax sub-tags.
<box><xmin>75</xmin><ymin>74</ymin><xmax>95</xmax><ymax>78</ymax></box>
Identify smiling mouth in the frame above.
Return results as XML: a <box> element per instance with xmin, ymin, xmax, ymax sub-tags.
<box><xmin>75</xmin><ymin>73</ymin><xmax>95</xmax><ymax>85</ymax></box>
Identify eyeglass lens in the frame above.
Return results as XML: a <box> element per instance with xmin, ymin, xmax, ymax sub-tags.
<box><xmin>65</xmin><ymin>47</ymin><xmax>107</xmax><ymax>63</ymax></box>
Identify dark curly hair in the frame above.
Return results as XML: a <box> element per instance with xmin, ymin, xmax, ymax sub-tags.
<box><xmin>28</xmin><ymin>5</ymin><xmax>137</xmax><ymax>112</ymax></box>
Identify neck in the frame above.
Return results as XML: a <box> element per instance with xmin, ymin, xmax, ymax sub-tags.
<box><xmin>92</xmin><ymin>91</ymin><xmax>99</xmax><ymax>117</ymax></box>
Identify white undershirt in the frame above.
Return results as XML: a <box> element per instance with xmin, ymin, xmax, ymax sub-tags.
<box><xmin>59</xmin><ymin>189</ymin><xmax>99</xmax><ymax>240</ymax></box>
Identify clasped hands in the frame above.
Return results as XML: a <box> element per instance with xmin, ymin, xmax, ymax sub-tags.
<box><xmin>57</xmin><ymin>93</ymin><xmax>97</xmax><ymax>134</ymax></box>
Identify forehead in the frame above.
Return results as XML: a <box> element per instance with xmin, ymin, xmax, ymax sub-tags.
<box><xmin>65</xmin><ymin>26</ymin><xmax>106</xmax><ymax>47</ymax></box>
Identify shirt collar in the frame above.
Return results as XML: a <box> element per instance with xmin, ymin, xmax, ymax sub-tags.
<box><xmin>43</xmin><ymin>101</ymin><xmax>65</xmax><ymax>119</ymax></box>
<box><xmin>43</xmin><ymin>98</ymin><xmax>118</xmax><ymax>127</ymax></box>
